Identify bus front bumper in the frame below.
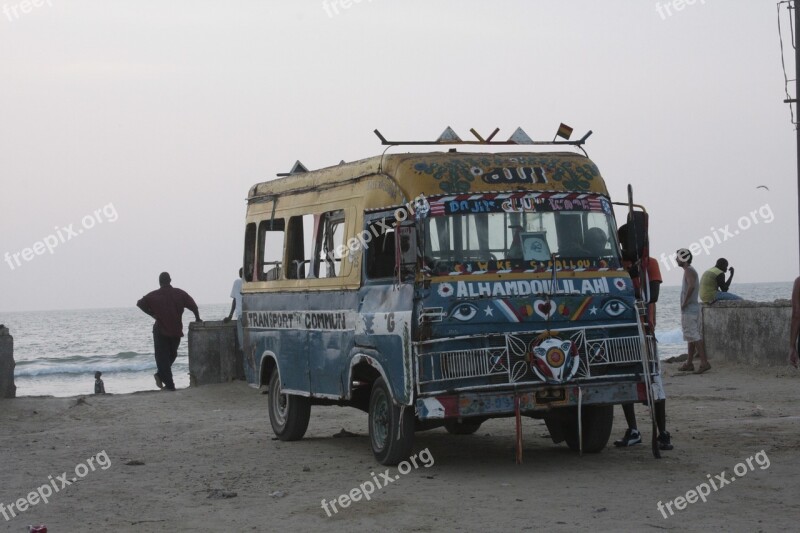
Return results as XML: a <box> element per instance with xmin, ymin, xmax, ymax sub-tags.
<box><xmin>415</xmin><ymin>380</ymin><xmax>647</xmax><ymax>420</ymax></box>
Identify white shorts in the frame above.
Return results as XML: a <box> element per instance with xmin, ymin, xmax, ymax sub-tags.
<box><xmin>681</xmin><ymin>309</ymin><xmax>702</xmax><ymax>342</ymax></box>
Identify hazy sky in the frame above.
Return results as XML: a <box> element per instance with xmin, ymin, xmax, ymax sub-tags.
<box><xmin>1</xmin><ymin>0</ymin><xmax>797</xmax><ymax>312</ymax></box>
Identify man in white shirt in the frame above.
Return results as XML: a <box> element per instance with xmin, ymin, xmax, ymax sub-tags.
<box><xmin>224</xmin><ymin>268</ymin><xmax>244</xmax><ymax>347</ymax></box>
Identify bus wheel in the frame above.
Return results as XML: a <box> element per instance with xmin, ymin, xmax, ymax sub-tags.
<box><xmin>562</xmin><ymin>405</ymin><xmax>614</xmax><ymax>453</ymax></box>
<box><xmin>444</xmin><ymin>418</ymin><xmax>485</xmax><ymax>435</ymax></box>
<box><xmin>369</xmin><ymin>377</ymin><xmax>414</xmax><ymax>465</ymax></box>
<box><xmin>268</xmin><ymin>371</ymin><xmax>310</xmax><ymax>441</ymax></box>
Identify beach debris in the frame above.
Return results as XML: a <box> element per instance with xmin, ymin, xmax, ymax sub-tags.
<box><xmin>332</xmin><ymin>428</ymin><xmax>358</xmax><ymax>438</ymax></box>
<box><xmin>269</xmin><ymin>491</ymin><xmax>286</xmax><ymax>498</ymax></box>
<box><xmin>302</xmin><ymin>466</ymin><xmax>311</xmax><ymax>472</ymax></box>
<box><xmin>124</xmin><ymin>460</ymin><xmax>145</xmax><ymax>466</ymax></box>
<box><xmin>207</xmin><ymin>489</ymin><xmax>238</xmax><ymax>500</ymax></box>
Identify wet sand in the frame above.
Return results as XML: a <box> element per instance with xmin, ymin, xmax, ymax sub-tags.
<box><xmin>1</xmin><ymin>362</ymin><xmax>798</xmax><ymax>532</ymax></box>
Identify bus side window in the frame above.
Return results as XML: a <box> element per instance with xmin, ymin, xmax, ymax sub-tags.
<box><xmin>243</xmin><ymin>223</ymin><xmax>256</xmax><ymax>282</ymax></box>
<box><xmin>257</xmin><ymin>219</ymin><xmax>286</xmax><ymax>281</ymax></box>
<box><xmin>315</xmin><ymin>210</ymin><xmax>345</xmax><ymax>278</ymax></box>
<box><xmin>366</xmin><ymin>218</ymin><xmax>396</xmax><ymax>279</ymax></box>
<box><xmin>286</xmin><ymin>215</ymin><xmax>315</xmax><ymax>280</ymax></box>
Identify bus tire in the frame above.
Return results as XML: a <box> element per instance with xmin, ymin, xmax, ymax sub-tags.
<box><xmin>268</xmin><ymin>371</ymin><xmax>311</xmax><ymax>441</ymax></box>
<box><xmin>444</xmin><ymin>418</ymin><xmax>484</xmax><ymax>435</ymax></box>
<box><xmin>369</xmin><ymin>377</ymin><xmax>414</xmax><ymax>465</ymax></box>
<box><xmin>562</xmin><ymin>405</ymin><xmax>614</xmax><ymax>453</ymax></box>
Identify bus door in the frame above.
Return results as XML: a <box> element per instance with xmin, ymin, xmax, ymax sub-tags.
<box><xmin>306</xmin><ymin>209</ymin><xmax>352</xmax><ymax>398</ymax></box>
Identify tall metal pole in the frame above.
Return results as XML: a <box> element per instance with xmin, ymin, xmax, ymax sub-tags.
<box><xmin>796</xmin><ymin>1</ymin><xmax>800</xmax><ymax>265</ymax></box>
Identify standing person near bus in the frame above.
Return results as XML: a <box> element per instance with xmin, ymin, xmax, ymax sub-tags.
<box><xmin>614</xmin><ymin>225</ymin><xmax>671</xmax><ymax>449</ymax></box>
<box><xmin>224</xmin><ymin>268</ymin><xmax>244</xmax><ymax>348</ymax></box>
<box><xmin>790</xmin><ymin>276</ymin><xmax>800</xmax><ymax>368</ymax></box>
<box><xmin>137</xmin><ymin>272</ymin><xmax>201</xmax><ymax>391</ymax></box>
<box><xmin>676</xmin><ymin>249</ymin><xmax>710</xmax><ymax>374</ymax></box>
<box><xmin>224</xmin><ymin>268</ymin><xmax>243</xmax><ymax>323</ymax></box>
<box><xmin>645</xmin><ymin>257</ymin><xmax>662</xmax><ymax>331</ymax></box>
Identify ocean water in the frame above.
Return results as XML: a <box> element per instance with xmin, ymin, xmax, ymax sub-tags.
<box><xmin>0</xmin><ymin>303</ymin><xmax>230</xmax><ymax>397</ymax></box>
<box><xmin>0</xmin><ymin>282</ymin><xmax>793</xmax><ymax>397</ymax></box>
<box><xmin>653</xmin><ymin>282</ymin><xmax>793</xmax><ymax>358</ymax></box>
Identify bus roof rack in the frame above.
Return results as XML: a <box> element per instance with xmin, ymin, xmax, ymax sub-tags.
<box><xmin>374</xmin><ymin>125</ymin><xmax>593</xmax><ymax>148</ymax></box>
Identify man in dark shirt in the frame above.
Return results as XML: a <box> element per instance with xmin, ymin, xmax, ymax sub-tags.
<box><xmin>137</xmin><ymin>272</ymin><xmax>201</xmax><ymax>391</ymax></box>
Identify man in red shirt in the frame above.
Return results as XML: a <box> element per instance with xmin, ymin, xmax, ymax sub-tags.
<box><xmin>614</xmin><ymin>225</ymin><xmax>671</xmax><ymax>450</ymax></box>
<box><xmin>137</xmin><ymin>272</ymin><xmax>201</xmax><ymax>391</ymax></box>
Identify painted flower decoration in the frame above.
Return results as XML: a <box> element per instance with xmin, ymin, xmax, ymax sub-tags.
<box><xmin>438</xmin><ymin>283</ymin><xmax>454</xmax><ymax>298</ymax></box>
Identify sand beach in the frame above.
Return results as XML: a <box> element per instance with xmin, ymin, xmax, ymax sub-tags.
<box><xmin>1</xmin><ymin>361</ymin><xmax>798</xmax><ymax>532</ymax></box>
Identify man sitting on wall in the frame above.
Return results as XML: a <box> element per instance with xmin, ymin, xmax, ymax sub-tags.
<box><xmin>699</xmin><ymin>258</ymin><xmax>742</xmax><ymax>304</ymax></box>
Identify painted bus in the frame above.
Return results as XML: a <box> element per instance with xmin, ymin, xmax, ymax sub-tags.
<box><xmin>240</xmin><ymin>133</ymin><xmax>660</xmax><ymax>465</ymax></box>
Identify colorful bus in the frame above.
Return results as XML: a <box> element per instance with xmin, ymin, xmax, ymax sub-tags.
<box><xmin>240</xmin><ymin>130</ymin><xmax>660</xmax><ymax>464</ymax></box>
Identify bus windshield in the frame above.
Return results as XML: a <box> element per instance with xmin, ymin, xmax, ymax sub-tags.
<box><xmin>423</xmin><ymin>193</ymin><xmax>621</xmax><ymax>274</ymax></box>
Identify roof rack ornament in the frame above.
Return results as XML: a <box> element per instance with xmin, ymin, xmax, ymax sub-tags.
<box><xmin>373</xmin><ymin>125</ymin><xmax>593</xmax><ymax>151</ymax></box>
<box><xmin>277</xmin><ymin>160</ymin><xmax>309</xmax><ymax>177</ymax></box>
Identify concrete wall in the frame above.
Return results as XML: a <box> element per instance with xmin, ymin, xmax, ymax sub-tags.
<box><xmin>702</xmin><ymin>300</ymin><xmax>792</xmax><ymax>366</ymax></box>
<box><xmin>187</xmin><ymin>321</ymin><xmax>245</xmax><ymax>386</ymax></box>
<box><xmin>0</xmin><ymin>325</ymin><xmax>16</xmax><ymax>399</ymax></box>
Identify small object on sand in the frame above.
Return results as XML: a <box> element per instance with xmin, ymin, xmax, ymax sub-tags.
<box><xmin>332</xmin><ymin>429</ymin><xmax>358</xmax><ymax>438</ymax></box>
<box><xmin>269</xmin><ymin>491</ymin><xmax>286</xmax><ymax>498</ymax></box>
<box><xmin>207</xmin><ymin>489</ymin><xmax>237</xmax><ymax>499</ymax></box>
<box><xmin>302</xmin><ymin>466</ymin><xmax>311</xmax><ymax>472</ymax></box>
<box><xmin>71</xmin><ymin>397</ymin><xmax>89</xmax><ymax>408</ymax></box>
<box><xmin>124</xmin><ymin>460</ymin><xmax>145</xmax><ymax>466</ymax></box>
<box><xmin>665</xmin><ymin>354</ymin><xmax>689</xmax><ymax>363</ymax></box>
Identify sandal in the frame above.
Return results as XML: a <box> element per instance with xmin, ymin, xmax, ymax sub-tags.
<box><xmin>694</xmin><ymin>362</ymin><xmax>711</xmax><ymax>374</ymax></box>
<box><xmin>678</xmin><ymin>363</ymin><xmax>694</xmax><ymax>372</ymax></box>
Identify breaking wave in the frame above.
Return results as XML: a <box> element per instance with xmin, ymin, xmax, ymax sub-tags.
<box><xmin>14</xmin><ymin>352</ymin><xmax>186</xmax><ymax>377</ymax></box>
